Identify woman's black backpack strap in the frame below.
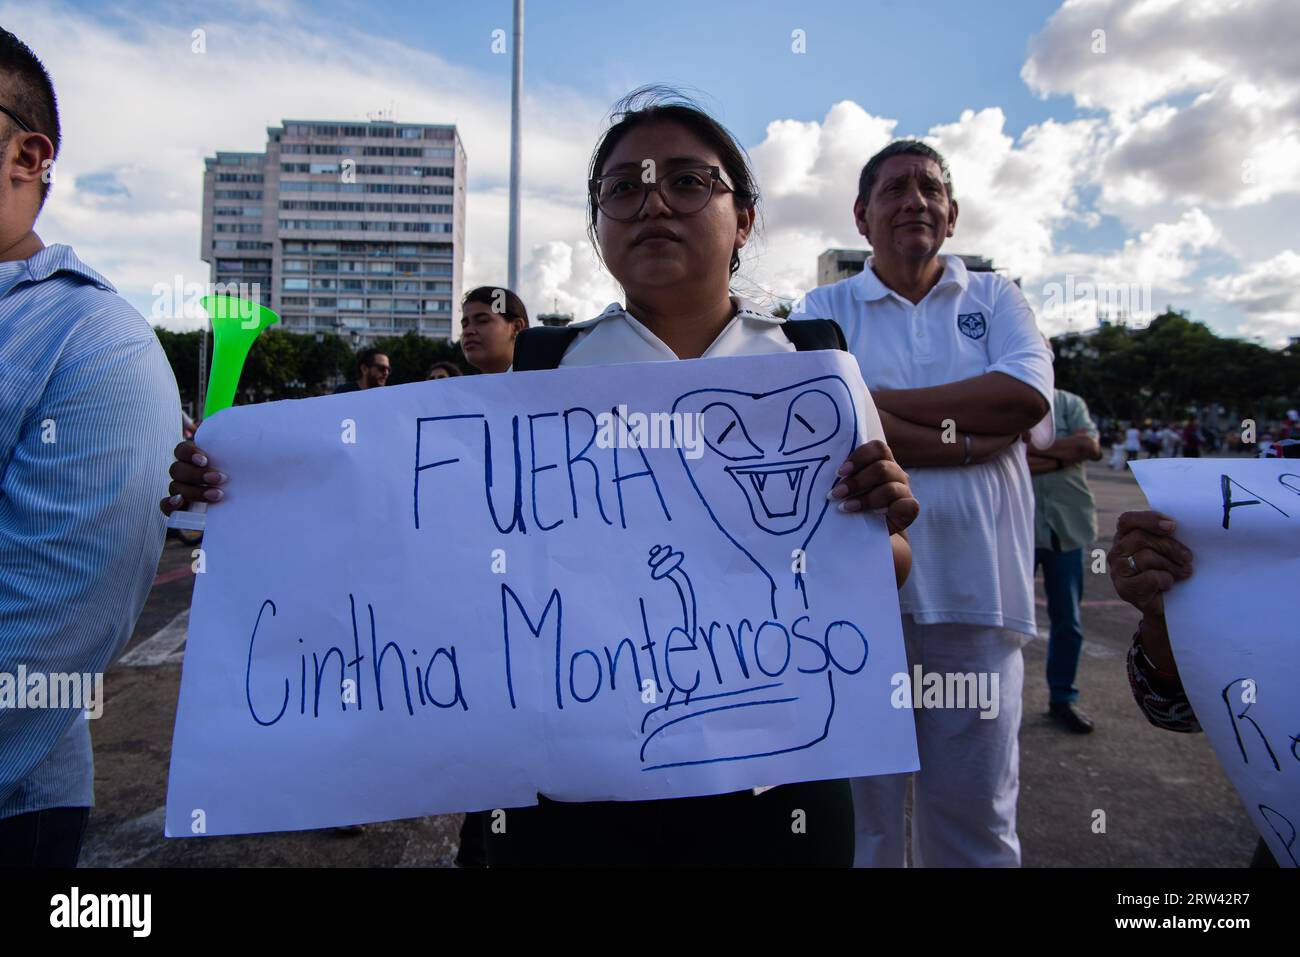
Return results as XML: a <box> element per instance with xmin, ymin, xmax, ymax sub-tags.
<box><xmin>511</xmin><ymin>326</ymin><xmax>582</xmax><ymax>371</ymax></box>
<box><xmin>781</xmin><ymin>318</ymin><xmax>848</xmax><ymax>352</ymax></box>
<box><xmin>511</xmin><ymin>317</ymin><xmax>847</xmax><ymax>371</ymax></box>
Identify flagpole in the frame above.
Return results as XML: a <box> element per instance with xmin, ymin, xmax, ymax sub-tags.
<box><xmin>507</xmin><ymin>0</ymin><xmax>524</xmax><ymax>292</ymax></box>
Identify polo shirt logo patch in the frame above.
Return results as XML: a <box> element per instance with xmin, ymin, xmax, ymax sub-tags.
<box><xmin>957</xmin><ymin>312</ymin><xmax>987</xmax><ymax>340</ymax></box>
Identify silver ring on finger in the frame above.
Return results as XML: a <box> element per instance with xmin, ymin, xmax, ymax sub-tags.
<box><xmin>1125</xmin><ymin>554</ymin><xmax>1138</xmax><ymax>574</ymax></box>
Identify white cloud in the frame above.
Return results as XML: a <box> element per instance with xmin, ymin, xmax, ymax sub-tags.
<box><xmin>1030</xmin><ymin>209</ymin><xmax>1222</xmax><ymax>332</ymax></box>
<box><xmin>1205</xmin><ymin>249</ymin><xmax>1300</xmax><ymax>344</ymax></box>
<box><xmin>1023</xmin><ymin>0</ymin><xmax>1300</xmax><ymax>211</ymax></box>
<box><xmin>748</xmin><ymin>102</ymin><xmax>1100</xmax><ymax>299</ymax></box>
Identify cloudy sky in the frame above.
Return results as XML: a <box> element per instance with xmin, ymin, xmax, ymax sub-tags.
<box><xmin>9</xmin><ymin>0</ymin><xmax>1300</xmax><ymax>342</ymax></box>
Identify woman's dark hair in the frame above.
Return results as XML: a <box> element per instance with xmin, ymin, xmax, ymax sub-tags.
<box><xmin>587</xmin><ymin>85</ymin><xmax>759</xmax><ymax>276</ymax></box>
<box><xmin>427</xmin><ymin>361</ymin><xmax>462</xmax><ymax>378</ymax></box>
<box><xmin>462</xmin><ymin>285</ymin><xmax>529</xmax><ymax>326</ymax></box>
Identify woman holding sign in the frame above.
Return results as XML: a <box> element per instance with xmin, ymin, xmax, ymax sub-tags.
<box><xmin>161</xmin><ymin>87</ymin><xmax>919</xmax><ymax>867</ymax></box>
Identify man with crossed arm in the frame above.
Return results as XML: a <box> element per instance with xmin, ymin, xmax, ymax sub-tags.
<box><xmin>798</xmin><ymin>140</ymin><xmax>1053</xmax><ymax>867</ymax></box>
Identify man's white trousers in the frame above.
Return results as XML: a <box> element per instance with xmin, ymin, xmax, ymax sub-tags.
<box><xmin>852</xmin><ymin>618</ymin><xmax>1024</xmax><ymax>868</ymax></box>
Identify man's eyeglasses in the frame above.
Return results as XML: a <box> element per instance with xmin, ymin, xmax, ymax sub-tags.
<box><xmin>0</xmin><ymin>105</ymin><xmax>34</xmax><ymax>134</ymax></box>
<box><xmin>590</xmin><ymin>165</ymin><xmax>735</xmax><ymax>222</ymax></box>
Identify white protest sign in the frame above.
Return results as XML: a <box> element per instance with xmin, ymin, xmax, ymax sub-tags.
<box><xmin>165</xmin><ymin>350</ymin><xmax>919</xmax><ymax>837</ymax></box>
<box><xmin>1131</xmin><ymin>459</ymin><xmax>1299</xmax><ymax>867</ymax></box>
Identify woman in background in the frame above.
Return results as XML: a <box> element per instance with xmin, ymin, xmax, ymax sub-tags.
<box><xmin>426</xmin><ymin>361</ymin><xmax>462</xmax><ymax>380</ymax></box>
<box><xmin>459</xmin><ymin>285</ymin><xmax>527</xmax><ymax>374</ymax></box>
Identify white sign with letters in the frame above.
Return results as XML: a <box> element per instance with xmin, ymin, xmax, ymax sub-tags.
<box><xmin>165</xmin><ymin>350</ymin><xmax>919</xmax><ymax>836</ymax></box>
<box><xmin>1132</xmin><ymin>459</ymin><xmax>1299</xmax><ymax>867</ymax></box>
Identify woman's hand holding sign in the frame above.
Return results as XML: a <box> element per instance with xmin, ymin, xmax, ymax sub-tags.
<box><xmin>1107</xmin><ymin>509</ymin><xmax>1194</xmax><ymax>679</ymax></box>
<box><xmin>160</xmin><ymin>441</ymin><xmax>225</xmax><ymax>514</ymax></box>
<box><xmin>828</xmin><ymin>439</ymin><xmax>919</xmax><ymax>536</ymax></box>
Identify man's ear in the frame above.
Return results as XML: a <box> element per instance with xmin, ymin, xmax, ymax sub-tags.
<box><xmin>7</xmin><ymin>132</ymin><xmax>54</xmax><ymax>192</ymax></box>
<box><xmin>853</xmin><ymin>196</ymin><xmax>871</xmax><ymax>244</ymax></box>
<box><xmin>946</xmin><ymin>198</ymin><xmax>959</xmax><ymax>238</ymax></box>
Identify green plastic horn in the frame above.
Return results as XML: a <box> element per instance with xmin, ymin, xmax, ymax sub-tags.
<box><xmin>200</xmin><ymin>294</ymin><xmax>280</xmax><ymax>419</ymax></box>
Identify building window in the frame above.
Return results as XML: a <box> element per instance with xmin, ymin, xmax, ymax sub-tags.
<box><xmin>282</xmin><ymin>278</ymin><xmax>309</xmax><ymax>291</ymax></box>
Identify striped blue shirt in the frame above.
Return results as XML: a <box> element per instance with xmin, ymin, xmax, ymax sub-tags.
<box><xmin>0</xmin><ymin>244</ymin><xmax>179</xmax><ymax>819</ymax></box>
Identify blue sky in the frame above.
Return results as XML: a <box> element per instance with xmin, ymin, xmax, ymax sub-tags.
<box><xmin>16</xmin><ymin>0</ymin><xmax>1300</xmax><ymax>343</ymax></box>
<box><xmin>61</xmin><ymin>0</ymin><xmax>1077</xmax><ymax>154</ymax></box>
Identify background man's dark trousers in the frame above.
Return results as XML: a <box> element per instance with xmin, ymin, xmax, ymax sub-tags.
<box><xmin>1035</xmin><ymin>532</ymin><xmax>1085</xmax><ymax>704</ymax></box>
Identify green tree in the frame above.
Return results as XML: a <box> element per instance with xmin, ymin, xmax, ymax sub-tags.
<box><xmin>1051</xmin><ymin>310</ymin><xmax>1297</xmax><ymax>427</ymax></box>
<box><xmin>153</xmin><ymin>328</ymin><xmax>202</xmax><ymax>411</ymax></box>
<box><xmin>370</xmin><ymin>330</ymin><xmax>470</xmax><ymax>383</ymax></box>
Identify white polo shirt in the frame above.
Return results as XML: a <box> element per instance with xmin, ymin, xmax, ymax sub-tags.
<box><xmin>557</xmin><ymin>299</ymin><xmax>796</xmax><ymax>366</ymax></box>
<box><xmin>798</xmin><ymin>255</ymin><xmax>1054</xmax><ymax>637</ymax></box>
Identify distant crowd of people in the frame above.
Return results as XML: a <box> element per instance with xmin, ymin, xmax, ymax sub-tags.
<box><xmin>1100</xmin><ymin>412</ymin><xmax>1299</xmax><ymax>468</ymax></box>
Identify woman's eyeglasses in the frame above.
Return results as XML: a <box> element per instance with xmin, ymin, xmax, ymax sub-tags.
<box><xmin>590</xmin><ymin>165</ymin><xmax>735</xmax><ymax>222</ymax></box>
<box><xmin>0</xmin><ymin>105</ymin><xmax>34</xmax><ymax>134</ymax></box>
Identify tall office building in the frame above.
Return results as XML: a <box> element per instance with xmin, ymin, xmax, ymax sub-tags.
<box><xmin>201</xmin><ymin>119</ymin><xmax>466</xmax><ymax>344</ymax></box>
